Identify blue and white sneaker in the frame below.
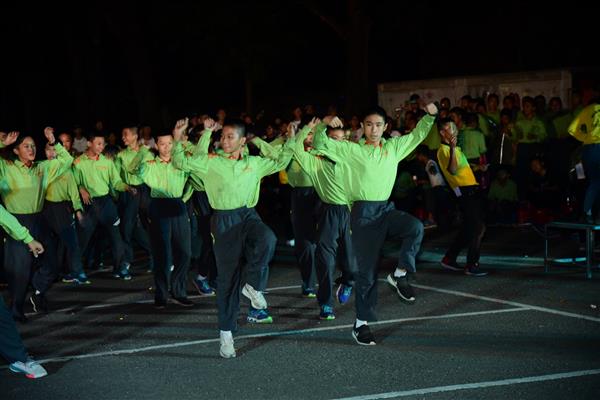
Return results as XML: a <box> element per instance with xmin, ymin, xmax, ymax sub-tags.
<box><xmin>302</xmin><ymin>287</ymin><xmax>317</xmax><ymax>299</ymax></box>
<box><xmin>113</xmin><ymin>264</ymin><xmax>132</xmax><ymax>280</ymax></box>
<box><xmin>247</xmin><ymin>307</ymin><xmax>273</xmax><ymax>324</ymax></box>
<box><xmin>319</xmin><ymin>305</ymin><xmax>335</xmax><ymax>320</ymax></box>
<box><xmin>9</xmin><ymin>358</ymin><xmax>48</xmax><ymax>379</ymax></box>
<box><xmin>193</xmin><ymin>276</ymin><xmax>215</xmax><ymax>296</ymax></box>
<box><xmin>336</xmin><ymin>284</ymin><xmax>353</xmax><ymax>305</ymax></box>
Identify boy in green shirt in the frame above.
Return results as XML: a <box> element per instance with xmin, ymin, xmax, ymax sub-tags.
<box><xmin>73</xmin><ymin>133</ymin><xmax>136</xmax><ymax>280</ymax></box>
<box><xmin>43</xmin><ymin>143</ymin><xmax>88</xmax><ymax>285</ymax></box>
<box><xmin>291</xmin><ymin>117</ymin><xmax>357</xmax><ymax>320</ymax></box>
<box><xmin>172</xmin><ymin>119</ymin><xmax>294</xmax><ymax>358</ymax></box>
<box><xmin>128</xmin><ymin>120</ymin><xmax>195</xmax><ymax>309</ymax></box>
<box><xmin>312</xmin><ymin>104</ymin><xmax>438</xmax><ymax>345</ymax></box>
<box><xmin>115</xmin><ymin>126</ymin><xmax>154</xmax><ymax>273</ymax></box>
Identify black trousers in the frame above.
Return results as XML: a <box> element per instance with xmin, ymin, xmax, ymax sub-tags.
<box><xmin>189</xmin><ymin>191</ymin><xmax>217</xmax><ymax>281</ymax></box>
<box><xmin>149</xmin><ymin>198</ymin><xmax>191</xmax><ymax>301</ymax></box>
<box><xmin>315</xmin><ymin>204</ymin><xmax>357</xmax><ymax>307</ymax></box>
<box><xmin>212</xmin><ymin>207</ymin><xmax>276</xmax><ymax>331</ymax></box>
<box><xmin>43</xmin><ymin>200</ymin><xmax>83</xmax><ymax>276</ymax></box>
<box><xmin>4</xmin><ymin>213</ymin><xmax>57</xmax><ymax>317</ymax></box>
<box><xmin>290</xmin><ymin>187</ymin><xmax>320</xmax><ymax>289</ymax></box>
<box><xmin>446</xmin><ymin>186</ymin><xmax>486</xmax><ymax>265</ymax></box>
<box><xmin>119</xmin><ymin>185</ymin><xmax>153</xmax><ymax>268</ymax></box>
<box><xmin>0</xmin><ymin>296</ymin><xmax>28</xmax><ymax>363</ymax></box>
<box><xmin>351</xmin><ymin>201</ymin><xmax>424</xmax><ymax>321</ymax></box>
<box><xmin>78</xmin><ymin>195</ymin><xmax>126</xmax><ymax>270</ymax></box>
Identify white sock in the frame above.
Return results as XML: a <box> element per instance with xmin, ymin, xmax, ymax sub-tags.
<box><xmin>220</xmin><ymin>330</ymin><xmax>233</xmax><ymax>341</ymax></box>
<box><xmin>355</xmin><ymin>318</ymin><xmax>367</xmax><ymax>328</ymax></box>
<box><xmin>196</xmin><ymin>274</ymin><xmax>207</xmax><ymax>280</ymax></box>
<box><xmin>394</xmin><ymin>268</ymin><xmax>407</xmax><ymax>278</ymax></box>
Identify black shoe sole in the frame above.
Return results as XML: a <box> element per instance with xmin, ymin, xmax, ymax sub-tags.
<box><xmin>170</xmin><ymin>298</ymin><xmax>194</xmax><ymax>307</ymax></box>
<box><xmin>440</xmin><ymin>261</ymin><xmax>462</xmax><ymax>271</ymax></box>
<box><xmin>386</xmin><ymin>275</ymin><xmax>415</xmax><ymax>304</ymax></box>
<box><xmin>352</xmin><ymin>329</ymin><xmax>376</xmax><ymax>346</ymax></box>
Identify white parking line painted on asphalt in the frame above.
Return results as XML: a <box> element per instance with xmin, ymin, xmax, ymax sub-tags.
<box><xmin>330</xmin><ymin>368</ymin><xmax>600</xmax><ymax>399</ymax></box>
<box><xmin>28</xmin><ymin>307</ymin><xmax>528</xmax><ymax>366</ymax></box>
<box><xmin>41</xmin><ymin>284</ymin><xmax>304</xmax><ymax>315</ymax></box>
<box><xmin>413</xmin><ymin>283</ymin><xmax>600</xmax><ymax>323</ymax></box>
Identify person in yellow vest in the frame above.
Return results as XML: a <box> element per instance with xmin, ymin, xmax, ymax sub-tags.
<box><xmin>437</xmin><ymin>120</ymin><xmax>488</xmax><ymax>277</ymax></box>
<box><xmin>568</xmin><ymin>102</ymin><xmax>600</xmax><ymax>223</ymax></box>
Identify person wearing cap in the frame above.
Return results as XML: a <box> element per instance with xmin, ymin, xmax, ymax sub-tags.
<box><xmin>437</xmin><ymin>119</ymin><xmax>488</xmax><ymax>277</ymax></box>
<box><xmin>311</xmin><ymin>103</ymin><xmax>437</xmax><ymax>346</ymax></box>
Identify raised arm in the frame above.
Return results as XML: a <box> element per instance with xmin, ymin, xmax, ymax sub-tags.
<box><xmin>43</xmin><ymin>127</ymin><xmax>75</xmax><ymax>185</ymax></box>
<box><xmin>312</xmin><ymin>117</ymin><xmax>353</xmax><ymax>162</ymax></box>
<box><xmin>389</xmin><ymin>104</ymin><xmax>437</xmax><ymax>161</ymax></box>
<box><xmin>255</xmin><ymin>134</ymin><xmax>297</xmax><ymax>177</ymax></box>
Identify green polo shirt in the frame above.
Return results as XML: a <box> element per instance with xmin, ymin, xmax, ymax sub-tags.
<box><xmin>292</xmin><ymin>124</ymin><xmax>348</xmax><ymax>205</ymax></box>
<box><xmin>129</xmin><ymin>148</ymin><xmax>189</xmax><ymax>198</ymax></box>
<box><xmin>312</xmin><ymin>114</ymin><xmax>435</xmax><ymax>202</ymax></box>
<box><xmin>45</xmin><ymin>169</ymin><xmax>83</xmax><ymax>211</ymax></box>
<box><xmin>115</xmin><ymin>147</ymin><xmax>154</xmax><ymax>186</ymax></box>
<box><xmin>0</xmin><ymin>143</ymin><xmax>73</xmax><ymax>214</ymax></box>
<box><xmin>73</xmin><ymin>153</ymin><xmax>128</xmax><ymax>198</ymax></box>
<box><xmin>172</xmin><ymin>133</ymin><xmax>295</xmax><ymax>210</ymax></box>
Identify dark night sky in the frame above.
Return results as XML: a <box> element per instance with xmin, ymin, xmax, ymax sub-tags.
<box><xmin>0</xmin><ymin>1</ymin><xmax>597</xmax><ymax>134</ymax></box>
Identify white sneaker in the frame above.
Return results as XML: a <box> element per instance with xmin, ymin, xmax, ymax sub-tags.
<box><xmin>219</xmin><ymin>336</ymin><xmax>236</xmax><ymax>358</ymax></box>
<box><xmin>9</xmin><ymin>358</ymin><xmax>48</xmax><ymax>379</ymax></box>
<box><xmin>242</xmin><ymin>283</ymin><xmax>267</xmax><ymax>310</ymax></box>
<box><xmin>285</xmin><ymin>239</ymin><xmax>295</xmax><ymax>247</ymax></box>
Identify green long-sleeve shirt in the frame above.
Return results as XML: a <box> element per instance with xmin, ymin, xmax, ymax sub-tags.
<box><xmin>128</xmin><ymin>147</ymin><xmax>190</xmax><ymax>198</ymax></box>
<box><xmin>255</xmin><ymin>131</ymin><xmax>313</xmax><ymax>188</ymax></box>
<box><xmin>45</xmin><ymin>169</ymin><xmax>83</xmax><ymax>211</ymax></box>
<box><xmin>0</xmin><ymin>204</ymin><xmax>33</xmax><ymax>243</ymax></box>
<box><xmin>72</xmin><ymin>153</ymin><xmax>128</xmax><ymax>198</ymax></box>
<box><xmin>172</xmin><ymin>134</ymin><xmax>295</xmax><ymax>210</ymax></box>
<box><xmin>312</xmin><ymin>115</ymin><xmax>435</xmax><ymax>202</ymax></box>
<box><xmin>293</xmin><ymin>124</ymin><xmax>348</xmax><ymax>205</ymax></box>
<box><xmin>115</xmin><ymin>147</ymin><xmax>154</xmax><ymax>186</ymax></box>
<box><xmin>0</xmin><ymin>143</ymin><xmax>73</xmax><ymax>214</ymax></box>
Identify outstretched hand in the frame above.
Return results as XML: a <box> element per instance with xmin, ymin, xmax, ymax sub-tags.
<box><xmin>2</xmin><ymin>131</ymin><xmax>19</xmax><ymax>146</ymax></box>
<box><xmin>203</xmin><ymin>118</ymin><xmax>217</xmax><ymax>132</ymax></box>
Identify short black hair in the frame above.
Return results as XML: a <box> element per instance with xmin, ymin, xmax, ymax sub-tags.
<box><xmin>362</xmin><ymin>106</ymin><xmax>387</xmax><ymax>121</ymax></box>
<box><xmin>86</xmin><ymin>132</ymin><xmax>105</xmax><ymax>142</ymax></box>
<box><xmin>222</xmin><ymin>119</ymin><xmax>246</xmax><ymax>138</ymax></box>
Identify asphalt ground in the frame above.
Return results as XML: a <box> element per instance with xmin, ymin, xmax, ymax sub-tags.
<box><xmin>1</xmin><ymin>226</ymin><xmax>600</xmax><ymax>399</ymax></box>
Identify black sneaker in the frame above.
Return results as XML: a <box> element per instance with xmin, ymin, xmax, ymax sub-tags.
<box><xmin>352</xmin><ymin>324</ymin><xmax>376</xmax><ymax>346</ymax></box>
<box><xmin>29</xmin><ymin>292</ymin><xmax>48</xmax><ymax>314</ymax></box>
<box><xmin>171</xmin><ymin>297</ymin><xmax>194</xmax><ymax>307</ymax></box>
<box><xmin>440</xmin><ymin>256</ymin><xmax>462</xmax><ymax>271</ymax></box>
<box><xmin>386</xmin><ymin>273</ymin><xmax>415</xmax><ymax>303</ymax></box>
<box><xmin>465</xmin><ymin>263</ymin><xmax>488</xmax><ymax>277</ymax></box>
